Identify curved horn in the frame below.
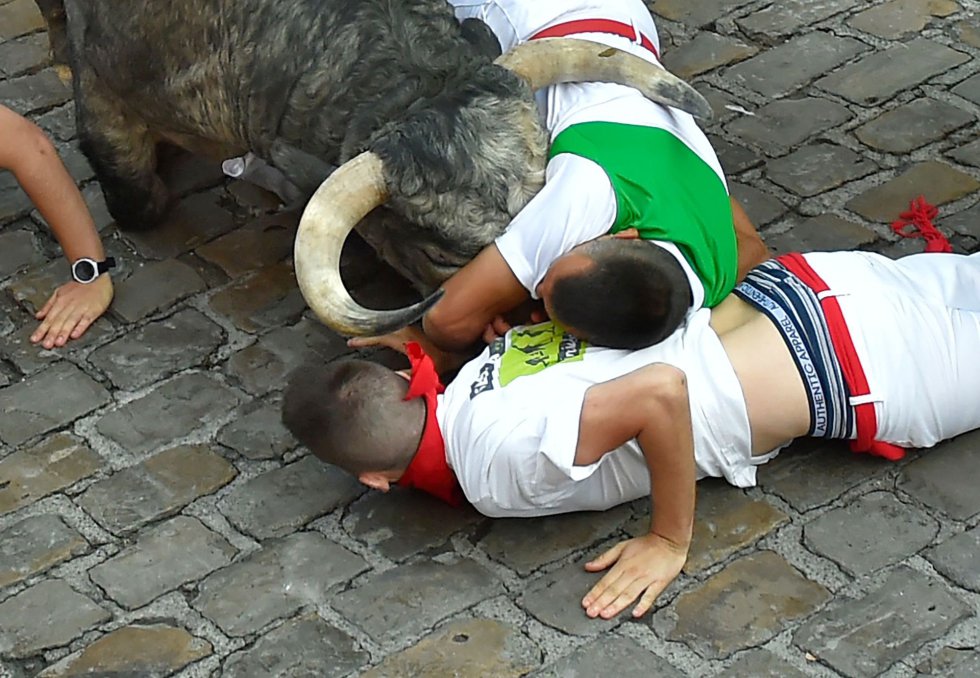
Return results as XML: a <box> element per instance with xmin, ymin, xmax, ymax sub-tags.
<box><xmin>495</xmin><ymin>37</ymin><xmax>712</xmax><ymax>121</ymax></box>
<box><xmin>294</xmin><ymin>151</ymin><xmax>443</xmax><ymax>337</ymax></box>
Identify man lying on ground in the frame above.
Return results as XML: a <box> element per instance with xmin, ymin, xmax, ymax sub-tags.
<box><xmin>284</xmin><ymin>248</ymin><xmax>980</xmax><ymax>619</ymax></box>
<box><xmin>364</xmin><ymin>0</ymin><xmax>768</xmax><ymax>353</ymax></box>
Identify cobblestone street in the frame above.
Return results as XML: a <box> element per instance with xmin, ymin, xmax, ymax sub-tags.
<box><xmin>1</xmin><ymin>0</ymin><xmax>979</xmax><ymax>675</ymax></box>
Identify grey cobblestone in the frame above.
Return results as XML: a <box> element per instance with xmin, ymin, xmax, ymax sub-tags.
<box><xmin>519</xmin><ymin>557</ymin><xmax>620</xmax><ymax>637</ymax></box>
<box><xmin>766</xmin><ymin>143</ymin><xmax>877</xmax><ymax>197</ymax></box>
<box><xmin>848</xmin><ymin>0</ymin><xmax>960</xmax><ymax>39</ymax></box>
<box><xmin>715</xmin><ymin>649</ymin><xmax>808</xmax><ymax>677</ymax></box>
<box><xmin>533</xmin><ymin>634</ymin><xmax>683</xmax><ymax>677</ymax></box>
<box><xmin>216</xmin><ymin>399</ymin><xmax>296</xmax><ymax>460</ymax></box>
<box><xmin>0</xmin><ymin>68</ymin><xmax>70</xmax><ymax>115</ymax></box>
<box><xmin>899</xmin><ymin>430</ymin><xmax>980</xmax><ymax>520</ymax></box>
<box><xmin>765</xmin><ymin>214</ymin><xmax>878</xmax><ymax>254</ymax></box>
<box><xmin>855</xmin><ymin>98</ymin><xmax>975</xmax><ymax>154</ymax></box>
<box><xmin>726</xmin><ymin>98</ymin><xmax>853</xmax><ymax>153</ymax></box>
<box><xmin>847</xmin><ymin>161</ymin><xmax>980</xmax><ymax>224</ymax></box>
<box><xmin>0</xmin><ymin>514</ymin><xmax>87</xmax><ymax>588</ymax></box>
<box><xmin>952</xmin><ymin>72</ymin><xmax>980</xmax><ymax>106</ymax></box>
<box><xmin>110</xmin><ymin>259</ymin><xmax>207</xmax><ymax>324</ymax></box>
<box><xmin>0</xmin><ymin>580</ymin><xmax>110</xmax><ymax>659</ymax></box>
<box><xmin>926</xmin><ymin>525</ymin><xmax>980</xmax><ymax>593</ymax></box>
<box><xmin>0</xmin><ymin>433</ymin><xmax>104</xmax><ymax>515</ymax></box>
<box><xmin>736</xmin><ymin>0</ymin><xmax>853</xmax><ymax>38</ymax></box>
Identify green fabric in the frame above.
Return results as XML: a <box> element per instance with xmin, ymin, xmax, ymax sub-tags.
<box><xmin>549</xmin><ymin>122</ymin><xmax>737</xmax><ymax>308</ymax></box>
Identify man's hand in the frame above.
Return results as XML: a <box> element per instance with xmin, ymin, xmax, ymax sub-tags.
<box><xmin>582</xmin><ymin>532</ymin><xmax>688</xmax><ymax>619</ymax></box>
<box><xmin>347</xmin><ymin>326</ymin><xmax>423</xmax><ymax>355</ymax></box>
<box><xmin>31</xmin><ymin>275</ymin><xmax>113</xmax><ymax>349</ymax></box>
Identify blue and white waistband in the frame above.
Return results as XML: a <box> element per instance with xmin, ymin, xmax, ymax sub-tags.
<box><xmin>734</xmin><ymin>260</ymin><xmax>855</xmax><ymax>440</ymax></box>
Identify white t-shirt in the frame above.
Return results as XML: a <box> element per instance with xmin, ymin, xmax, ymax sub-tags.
<box><xmin>447</xmin><ymin>0</ymin><xmax>726</xmax><ymax>307</ymax></box>
<box><xmin>437</xmin><ymin>311</ymin><xmax>756</xmax><ymax>518</ymax></box>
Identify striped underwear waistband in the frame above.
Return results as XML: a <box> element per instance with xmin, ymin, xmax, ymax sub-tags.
<box><xmin>733</xmin><ymin>260</ymin><xmax>855</xmax><ymax>440</ymax></box>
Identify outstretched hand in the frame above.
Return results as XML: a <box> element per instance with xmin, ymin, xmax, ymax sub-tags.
<box><xmin>347</xmin><ymin>326</ymin><xmax>423</xmax><ymax>355</ymax></box>
<box><xmin>582</xmin><ymin>533</ymin><xmax>687</xmax><ymax>620</ymax></box>
<box><xmin>31</xmin><ymin>275</ymin><xmax>113</xmax><ymax>349</ymax></box>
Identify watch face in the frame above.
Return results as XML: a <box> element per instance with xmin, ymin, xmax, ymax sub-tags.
<box><xmin>73</xmin><ymin>259</ymin><xmax>97</xmax><ymax>282</ymax></box>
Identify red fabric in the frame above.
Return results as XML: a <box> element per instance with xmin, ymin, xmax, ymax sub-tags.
<box><xmin>777</xmin><ymin>253</ymin><xmax>906</xmax><ymax>462</ymax></box>
<box><xmin>396</xmin><ymin>343</ymin><xmax>466</xmax><ymax>506</ymax></box>
<box><xmin>891</xmin><ymin>196</ymin><xmax>952</xmax><ymax>253</ymax></box>
<box><xmin>530</xmin><ymin>19</ymin><xmax>659</xmax><ymax>59</ymax></box>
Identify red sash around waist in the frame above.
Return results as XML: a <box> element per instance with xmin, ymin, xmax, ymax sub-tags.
<box><xmin>530</xmin><ymin>18</ymin><xmax>659</xmax><ymax>59</ymax></box>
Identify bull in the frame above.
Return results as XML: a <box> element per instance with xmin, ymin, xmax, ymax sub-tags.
<box><xmin>37</xmin><ymin>0</ymin><xmax>710</xmax><ymax>335</ymax></box>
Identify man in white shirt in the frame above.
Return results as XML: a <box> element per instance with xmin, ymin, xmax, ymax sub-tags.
<box><xmin>284</xmin><ymin>249</ymin><xmax>980</xmax><ymax>620</ymax></box>
<box><xmin>380</xmin><ymin>0</ymin><xmax>769</xmax><ymax>352</ymax></box>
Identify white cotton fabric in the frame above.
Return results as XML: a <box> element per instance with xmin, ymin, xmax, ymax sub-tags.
<box><xmin>446</xmin><ymin>0</ymin><xmax>722</xmax><ymax>303</ymax></box>
<box><xmin>437</xmin><ymin>310</ymin><xmax>754</xmax><ymax>518</ymax></box>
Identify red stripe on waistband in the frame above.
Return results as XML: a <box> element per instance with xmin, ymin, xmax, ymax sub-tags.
<box><xmin>777</xmin><ymin>253</ymin><xmax>905</xmax><ymax>461</ymax></box>
<box><xmin>530</xmin><ymin>19</ymin><xmax>659</xmax><ymax>59</ymax></box>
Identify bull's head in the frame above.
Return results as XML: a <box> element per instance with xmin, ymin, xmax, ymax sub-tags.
<box><xmin>295</xmin><ymin>38</ymin><xmax>712</xmax><ymax>337</ymax></box>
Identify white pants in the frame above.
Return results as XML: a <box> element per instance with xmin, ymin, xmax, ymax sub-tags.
<box><xmin>805</xmin><ymin>251</ymin><xmax>980</xmax><ymax>449</ymax></box>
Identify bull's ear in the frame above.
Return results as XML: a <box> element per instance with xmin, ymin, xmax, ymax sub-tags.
<box><xmin>460</xmin><ymin>18</ymin><xmax>502</xmax><ymax>59</ymax></box>
<box><xmin>268</xmin><ymin>139</ymin><xmax>338</xmax><ymax>196</ymax></box>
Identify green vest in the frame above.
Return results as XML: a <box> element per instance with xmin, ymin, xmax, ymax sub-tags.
<box><xmin>549</xmin><ymin>122</ymin><xmax>737</xmax><ymax>308</ymax></box>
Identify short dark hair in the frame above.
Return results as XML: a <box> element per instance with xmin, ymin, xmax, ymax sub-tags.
<box><xmin>281</xmin><ymin>359</ymin><xmax>424</xmax><ymax>474</ymax></box>
<box><xmin>549</xmin><ymin>240</ymin><xmax>693</xmax><ymax>349</ymax></box>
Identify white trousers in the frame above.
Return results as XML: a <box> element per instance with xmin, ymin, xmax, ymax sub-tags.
<box><xmin>804</xmin><ymin>251</ymin><xmax>980</xmax><ymax>449</ymax></box>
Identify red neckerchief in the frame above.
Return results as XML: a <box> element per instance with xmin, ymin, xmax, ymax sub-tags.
<box><xmin>396</xmin><ymin>343</ymin><xmax>467</xmax><ymax>506</ymax></box>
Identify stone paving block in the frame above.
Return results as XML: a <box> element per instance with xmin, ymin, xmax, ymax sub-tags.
<box><xmin>847</xmin><ymin>161</ymin><xmax>980</xmax><ymax>224</ymax></box>
<box><xmin>926</xmin><ymin>525</ymin><xmax>980</xmax><ymax>593</ymax></box>
<box><xmin>736</xmin><ymin>0</ymin><xmax>853</xmax><ymax>37</ymax></box>
<box><xmin>803</xmin><ymin>491</ymin><xmax>939</xmax><ymax>576</ymax></box>
<box><xmin>727</xmin><ymin>98</ymin><xmax>852</xmax><ymax>152</ymax></box>
<box><xmin>481</xmin><ymin>505</ymin><xmax>631</xmax><ymax>575</ymax></box>
<box><xmin>0</xmin><ymin>228</ymin><xmax>45</xmax><ymax>276</ymax></box>
<box><xmin>96</xmin><ymin>372</ymin><xmax>243</xmax><ymax>455</ymax></box>
<box><xmin>0</xmin><ymin>68</ymin><xmax>71</xmax><ymax>115</ymax></box>
<box><xmin>0</xmin><ymin>317</ymin><xmax>114</xmax><ymax>377</ymax></box>
<box><xmin>765</xmin><ymin>215</ymin><xmax>878</xmax><ymax>255</ymax></box>
<box><xmin>725</xmin><ymin>32</ymin><xmax>868</xmax><ymax>99</ymax></box>
<box><xmin>960</xmin><ymin>17</ymin><xmax>980</xmax><ymax>48</ymax></box>
<box><xmin>856</xmin><ymin>99</ymin><xmax>974</xmax><ymax>154</ymax></box>
<box><xmin>649</xmin><ymin>0</ymin><xmax>748</xmax><ymax>27</ymax></box>
<box><xmin>225</xmin><ymin>318</ymin><xmax>349</xmax><ymax>396</ymax></box>
<box><xmin>0</xmin><ymin>33</ymin><xmax>48</xmax><ymax>79</ymax></box>
<box><xmin>0</xmin><ymin>514</ymin><xmax>87</xmax><ymax>588</ymax></box>
<box><xmin>917</xmin><ymin>646</ymin><xmax>980</xmax><ymax>677</ymax></box>
<box><xmin>533</xmin><ymin>634</ymin><xmax>682</xmax><ymax>678</ymax></box>
<box><xmin>364</xmin><ymin>618</ymin><xmax>539</xmax><ymax>678</ymax></box>
<box><xmin>0</xmin><ymin>0</ymin><xmax>44</xmax><ymax>41</ymax></box>
<box><xmin>709</xmin><ymin>135</ymin><xmax>761</xmax><ymax>174</ymax></box>
<box><xmin>0</xmin><ymin>171</ymin><xmax>33</xmax><ymax>224</ymax></box>
<box><xmin>37</xmin><ymin>624</ymin><xmax>212</xmax><ymax>678</ymax></box>
<box><xmin>848</xmin><ymin>0</ymin><xmax>959</xmax><ymax>39</ymax></box>
<box><xmin>661</xmin><ymin>32</ymin><xmax>756</xmax><ymax>80</ymax></box>
<box><xmin>35</xmin><ymin>104</ymin><xmax>75</xmax><ymax>142</ymax></box>
<box><xmin>729</xmin><ymin>183</ymin><xmax>787</xmax><ymax>226</ymax></box>
<box><xmin>76</xmin><ymin>444</ymin><xmax>237</xmax><ymax>534</ymax></box>
<box><xmin>952</xmin><ymin>72</ymin><xmax>980</xmax><ymax>106</ymax></box>
<box><xmin>519</xmin><ymin>558</ymin><xmax>619</xmax><ymax>636</ymax></box>
<box><xmin>89</xmin><ymin>516</ymin><xmax>237</xmax><ymax>609</ymax></box>
<box><xmin>0</xmin><ymin>362</ymin><xmax>111</xmax><ymax>445</ymax></box>
<box><xmin>53</xmin><ymin>140</ymin><xmax>94</xmax><ymax>184</ymax></box>
<box><xmin>0</xmin><ymin>433</ymin><xmax>104</xmax><ymax>515</ymax></box>
<box><xmin>208</xmin><ymin>261</ymin><xmax>306</xmax><ymax>334</ymax></box>
<box><xmin>9</xmin><ymin>258</ymin><xmax>75</xmax><ymax>313</ymax></box>
<box><xmin>654</xmin><ymin>551</ymin><xmax>830</xmax><ymax>659</ymax></box>
<box><xmin>111</xmin><ymin>259</ymin><xmax>206</xmax><ymax>323</ymax></box>
<box><xmin>0</xmin><ymin>580</ymin><xmax>110</xmax><ymax>659</ymax></box>
<box><xmin>333</xmin><ymin>559</ymin><xmax>501</xmax><ymax>645</ymax></box>
<box><xmin>767</xmin><ymin>143</ymin><xmax>876</xmax><ymax>197</ymax></box>
<box><xmin>716</xmin><ymin>649</ymin><xmax>808</xmax><ymax>678</ymax></box>
<box><xmin>816</xmin><ymin>39</ymin><xmax>970</xmax><ymax>106</ymax></box>
<box><xmin>219</xmin><ymin>456</ymin><xmax>362</xmax><ymax>540</ymax></box>
<box><xmin>756</xmin><ymin>439</ymin><xmax>887</xmax><ymax>512</ymax></box>
<box><xmin>81</xmin><ymin>182</ymin><xmax>113</xmax><ymax>233</ymax></box>
<box><xmin>949</xmin><ymin>138</ymin><xmax>980</xmax><ymax>169</ymax></box>
<box><xmin>900</xmin><ymin>430</ymin><xmax>980</xmax><ymax>520</ymax></box>
<box><xmin>196</xmin><ymin>211</ymin><xmax>297</xmax><ymax>278</ymax></box>
<box><xmin>696</xmin><ymin>84</ymin><xmax>739</xmax><ymax>123</ymax></box>
<box><xmin>224</xmin><ymin>613</ymin><xmax>368</xmax><ymax>678</ymax></box>
<box><xmin>217</xmin><ymin>399</ymin><xmax>296</xmax><ymax>460</ymax></box>
<box><xmin>88</xmin><ymin>309</ymin><xmax>224</xmax><ymax>390</ymax></box>
<box><xmin>157</xmin><ymin>150</ymin><xmax>227</xmax><ymax>197</ymax></box>
<box><xmin>122</xmin><ymin>191</ymin><xmax>236</xmax><ymax>260</ymax></box>
<box><xmin>941</xmin><ymin>201</ymin><xmax>980</xmax><ymax>240</ymax></box>
<box><xmin>684</xmin><ymin>482</ymin><xmax>788</xmax><ymax>574</ymax></box>
<box><xmin>194</xmin><ymin>532</ymin><xmax>368</xmax><ymax>637</ymax></box>
<box><xmin>795</xmin><ymin>567</ymin><xmax>972</xmax><ymax>677</ymax></box>
<box><xmin>344</xmin><ymin>488</ymin><xmax>484</xmax><ymax>561</ymax></box>
<box><xmin>227</xmin><ymin>180</ymin><xmax>282</xmax><ymax>211</ymax></box>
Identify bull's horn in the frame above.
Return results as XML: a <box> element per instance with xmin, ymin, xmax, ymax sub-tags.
<box><xmin>294</xmin><ymin>151</ymin><xmax>443</xmax><ymax>336</ymax></box>
<box><xmin>495</xmin><ymin>37</ymin><xmax>712</xmax><ymax>120</ymax></box>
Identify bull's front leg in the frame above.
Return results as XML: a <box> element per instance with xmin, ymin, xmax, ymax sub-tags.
<box><xmin>72</xmin><ymin>64</ymin><xmax>170</xmax><ymax>230</ymax></box>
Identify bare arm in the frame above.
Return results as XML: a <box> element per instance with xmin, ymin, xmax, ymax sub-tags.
<box><xmin>574</xmin><ymin>363</ymin><xmax>696</xmax><ymax>619</ymax></box>
<box><xmin>422</xmin><ymin>244</ymin><xmax>530</xmax><ymax>352</ymax></box>
<box><xmin>731</xmin><ymin>196</ymin><xmax>770</xmax><ymax>282</ymax></box>
<box><xmin>0</xmin><ymin>105</ymin><xmax>112</xmax><ymax>347</ymax></box>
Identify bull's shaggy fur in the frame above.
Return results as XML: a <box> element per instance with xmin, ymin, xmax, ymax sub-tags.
<box><xmin>51</xmin><ymin>0</ymin><xmax>548</xmax><ymax>289</ymax></box>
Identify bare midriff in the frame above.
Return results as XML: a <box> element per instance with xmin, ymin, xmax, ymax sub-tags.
<box><xmin>710</xmin><ymin>295</ymin><xmax>812</xmax><ymax>456</ymax></box>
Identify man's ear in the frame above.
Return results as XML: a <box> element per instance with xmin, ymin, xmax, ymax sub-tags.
<box><xmin>358</xmin><ymin>472</ymin><xmax>392</xmax><ymax>492</ymax></box>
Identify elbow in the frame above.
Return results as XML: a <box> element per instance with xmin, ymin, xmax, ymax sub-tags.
<box><xmin>423</xmin><ymin>300</ymin><xmax>482</xmax><ymax>352</ymax></box>
<box><xmin>640</xmin><ymin>364</ymin><xmax>689</xmax><ymax>411</ymax></box>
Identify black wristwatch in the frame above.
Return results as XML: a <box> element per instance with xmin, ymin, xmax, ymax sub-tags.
<box><xmin>71</xmin><ymin>257</ymin><xmax>116</xmax><ymax>284</ymax></box>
